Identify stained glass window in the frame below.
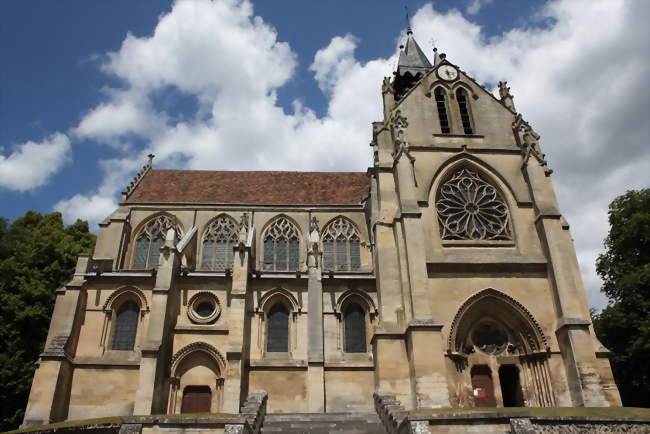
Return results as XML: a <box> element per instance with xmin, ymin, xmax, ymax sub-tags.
<box><xmin>131</xmin><ymin>215</ymin><xmax>180</xmax><ymax>269</ymax></box>
<box><xmin>111</xmin><ymin>300</ymin><xmax>139</xmax><ymax>350</ymax></box>
<box><xmin>267</xmin><ymin>303</ymin><xmax>289</xmax><ymax>352</ymax></box>
<box><xmin>322</xmin><ymin>217</ymin><xmax>362</xmax><ymax>272</ymax></box>
<box><xmin>201</xmin><ymin>215</ymin><xmax>238</xmax><ymax>270</ymax></box>
<box><xmin>436</xmin><ymin>168</ymin><xmax>511</xmax><ymax>241</ymax></box>
<box><xmin>344</xmin><ymin>303</ymin><xmax>366</xmax><ymax>353</ymax></box>
<box><xmin>263</xmin><ymin>217</ymin><xmax>301</xmax><ymax>271</ymax></box>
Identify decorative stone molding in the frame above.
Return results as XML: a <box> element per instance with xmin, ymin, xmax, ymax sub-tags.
<box><xmin>186</xmin><ymin>291</ymin><xmax>221</xmax><ymax>324</ymax></box>
<box><xmin>335</xmin><ymin>288</ymin><xmax>378</xmax><ymax>316</ymax></box>
<box><xmin>257</xmin><ymin>287</ymin><xmax>301</xmax><ymax>313</ymax></box>
<box><xmin>239</xmin><ymin>390</ymin><xmax>268</xmax><ymax>434</ymax></box>
<box><xmin>170</xmin><ymin>341</ymin><xmax>226</xmax><ymax>375</ymax></box>
<box><xmin>447</xmin><ymin>288</ymin><xmax>548</xmax><ymax>354</ymax></box>
<box><xmin>513</xmin><ymin>114</ymin><xmax>552</xmax><ymax>175</ymax></box>
<box><xmin>103</xmin><ymin>286</ymin><xmax>149</xmax><ymax>314</ymax></box>
<box><xmin>121</xmin><ymin>154</ymin><xmax>154</xmax><ymax>201</ymax></box>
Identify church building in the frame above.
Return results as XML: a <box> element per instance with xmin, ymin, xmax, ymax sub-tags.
<box><xmin>23</xmin><ymin>29</ymin><xmax>621</xmax><ymax>427</ymax></box>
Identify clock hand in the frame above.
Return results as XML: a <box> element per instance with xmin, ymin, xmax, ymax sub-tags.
<box><xmin>446</xmin><ymin>69</ymin><xmax>452</xmax><ymax>78</ymax></box>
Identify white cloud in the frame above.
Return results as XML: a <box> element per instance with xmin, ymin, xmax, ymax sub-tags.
<box><xmin>466</xmin><ymin>0</ymin><xmax>493</xmax><ymax>15</ymax></box>
<box><xmin>54</xmin><ymin>193</ymin><xmax>118</xmax><ymax>227</ymax></box>
<box><xmin>0</xmin><ymin>133</ymin><xmax>71</xmax><ymax>191</ymax></box>
<box><xmin>50</xmin><ymin>0</ymin><xmax>648</xmax><ymax>310</ymax></box>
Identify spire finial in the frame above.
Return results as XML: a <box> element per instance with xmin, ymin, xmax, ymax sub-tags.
<box><xmin>405</xmin><ymin>5</ymin><xmax>412</xmax><ymax>35</ymax></box>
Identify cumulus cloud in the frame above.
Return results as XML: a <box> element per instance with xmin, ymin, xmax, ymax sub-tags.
<box><xmin>49</xmin><ymin>0</ymin><xmax>647</xmax><ymax>308</ymax></box>
<box><xmin>0</xmin><ymin>133</ymin><xmax>71</xmax><ymax>191</ymax></box>
<box><xmin>466</xmin><ymin>0</ymin><xmax>493</xmax><ymax>15</ymax></box>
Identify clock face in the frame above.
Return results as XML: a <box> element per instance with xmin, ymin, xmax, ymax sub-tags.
<box><xmin>437</xmin><ymin>65</ymin><xmax>458</xmax><ymax>81</ymax></box>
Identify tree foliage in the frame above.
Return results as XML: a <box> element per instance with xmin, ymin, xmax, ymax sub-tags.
<box><xmin>593</xmin><ymin>189</ymin><xmax>650</xmax><ymax>407</ymax></box>
<box><xmin>0</xmin><ymin>212</ymin><xmax>95</xmax><ymax>431</ymax></box>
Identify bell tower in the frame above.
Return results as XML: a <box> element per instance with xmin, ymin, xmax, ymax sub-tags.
<box><xmin>370</xmin><ymin>29</ymin><xmax>621</xmax><ymax>408</ymax></box>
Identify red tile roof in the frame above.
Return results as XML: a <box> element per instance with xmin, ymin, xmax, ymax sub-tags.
<box><xmin>125</xmin><ymin>169</ymin><xmax>369</xmax><ymax>205</ymax></box>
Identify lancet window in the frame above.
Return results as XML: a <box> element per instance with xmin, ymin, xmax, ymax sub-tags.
<box><xmin>263</xmin><ymin>217</ymin><xmax>300</xmax><ymax>271</ymax></box>
<box><xmin>111</xmin><ymin>300</ymin><xmax>139</xmax><ymax>351</ymax></box>
<box><xmin>436</xmin><ymin>168</ymin><xmax>512</xmax><ymax>241</ymax></box>
<box><xmin>456</xmin><ymin>88</ymin><xmax>474</xmax><ymax>134</ymax></box>
<box><xmin>266</xmin><ymin>302</ymin><xmax>290</xmax><ymax>353</ymax></box>
<box><xmin>434</xmin><ymin>87</ymin><xmax>451</xmax><ymax>134</ymax></box>
<box><xmin>132</xmin><ymin>214</ymin><xmax>180</xmax><ymax>269</ymax></box>
<box><xmin>201</xmin><ymin>215</ymin><xmax>238</xmax><ymax>270</ymax></box>
<box><xmin>343</xmin><ymin>303</ymin><xmax>367</xmax><ymax>353</ymax></box>
<box><xmin>322</xmin><ymin>217</ymin><xmax>361</xmax><ymax>272</ymax></box>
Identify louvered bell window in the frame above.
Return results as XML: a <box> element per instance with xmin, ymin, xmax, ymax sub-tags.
<box><xmin>456</xmin><ymin>88</ymin><xmax>474</xmax><ymax>134</ymax></box>
<box><xmin>111</xmin><ymin>300</ymin><xmax>139</xmax><ymax>351</ymax></box>
<box><xmin>267</xmin><ymin>303</ymin><xmax>289</xmax><ymax>352</ymax></box>
<box><xmin>435</xmin><ymin>87</ymin><xmax>451</xmax><ymax>134</ymax></box>
<box><xmin>344</xmin><ymin>303</ymin><xmax>367</xmax><ymax>353</ymax></box>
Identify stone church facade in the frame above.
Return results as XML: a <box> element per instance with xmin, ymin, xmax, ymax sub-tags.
<box><xmin>23</xmin><ymin>31</ymin><xmax>621</xmax><ymax>427</ymax></box>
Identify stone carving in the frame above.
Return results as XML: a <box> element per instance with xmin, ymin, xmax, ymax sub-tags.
<box><xmin>436</xmin><ymin>168</ymin><xmax>512</xmax><ymax>241</ymax></box>
<box><xmin>513</xmin><ymin>114</ymin><xmax>553</xmax><ymax>175</ymax></box>
<box><xmin>121</xmin><ymin>154</ymin><xmax>154</xmax><ymax>201</ymax></box>
<box><xmin>186</xmin><ymin>291</ymin><xmax>221</xmax><ymax>324</ymax></box>
<box><xmin>382</xmin><ymin>76</ymin><xmax>394</xmax><ymax>94</ymax></box>
<box><xmin>447</xmin><ymin>288</ymin><xmax>549</xmax><ymax>354</ymax></box>
<box><xmin>102</xmin><ymin>286</ymin><xmax>149</xmax><ymax>313</ymax></box>
<box><xmin>170</xmin><ymin>341</ymin><xmax>226</xmax><ymax>375</ymax></box>
<box><xmin>238</xmin><ymin>212</ymin><xmax>249</xmax><ymax>245</ymax></box>
<box><xmin>498</xmin><ymin>80</ymin><xmax>516</xmax><ymax>112</ymax></box>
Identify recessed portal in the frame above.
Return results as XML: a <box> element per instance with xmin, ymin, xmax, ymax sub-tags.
<box><xmin>470</xmin><ymin>365</ymin><xmax>496</xmax><ymax>407</ymax></box>
<box><xmin>181</xmin><ymin>385</ymin><xmax>211</xmax><ymax>413</ymax></box>
<box><xmin>499</xmin><ymin>365</ymin><xmax>524</xmax><ymax>407</ymax></box>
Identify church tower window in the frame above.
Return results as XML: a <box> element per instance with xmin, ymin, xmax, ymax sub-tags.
<box><xmin>262</xmin><ymin>217</ymin><xmax>301</xmax><ymax>271</ymax></box>
<box><xmin>434</xmin><ymin>87</ymin><xmax>451</xmax><ymax>134</ymax></box>
<box><xmin>436</xmin><ymin>167</ymin><xmax>512</xmax><ymax>241</ymax></box>
<box><xmin>132</xmin><ymin>214</ymin><xmax>180</xmax><ymax>269</ymax></box>
<box><xmin>343</xmin><ymin>303</ymin><xmax>367</xmax><ymax>353</ymax></box>
<box><xmin>323</xmin><ymin>217</ymin><xmax>361</xmax><ymax>272</ymax></box>
<box><xmin>201</xmin><ymin>215</ymin><xmax>238</xmax><ymax>270</ymax></box>
<box><xmin>266</xmin><ymin>302</ymin><xmax>289</xmax><ymax>353</ymax></box>
<box><xmin>456</xmin><ymin>88</ymin><xmax>474</xmax><ymax>134</ymax></box>
<box><xmin>111</xmin><ymin>300</ymin><xmax>139</xmax><ymax>351</ymax></box>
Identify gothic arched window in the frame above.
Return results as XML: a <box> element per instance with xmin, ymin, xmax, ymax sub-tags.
<box><xmin>456</xmin><ymin>88</ymin><xmax>474</xmax><ymax>134</ymax></box>
<box><xmin>323</xmin><ymin>217</ymin><xmax>361</xmax><ymax>272</ymax></box>
<box><xmin>111</xmin><ymin>300</ymin><xmax>139</xmax><ymax>351</ymax></box>
<box><xmin>201</xmin><ymin>215</ymin><xmax>238</xmax><ymax>270</ymax></box>
<box><xmin>343</xmin><ymin>303</ymin><xmax>367</xmax><ymax>353</ymax></box>
<box><xmin>436</xmin><ymin>167</ymin><xmax>512</xmax><ymax>241</ymax></box>
<box><xmin>434</xmin><ymin>87</ymin><xmax>451</xmax><ymax>134</ymax></box>
<box><xmin>266</xmin><ymin>302</ymin><xmax>289</xmax><ymax>353</ymax></box>
<box><xmin>132</xmin><ymin>214</ymin><xmax>180</xmax><ymax>269</ymax></box>
<box><xmin>263</xmin><ymin>217</ymin><xmax>300</xmax><ymax>271</ymax></box>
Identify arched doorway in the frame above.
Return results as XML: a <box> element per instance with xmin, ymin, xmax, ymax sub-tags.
<box><xmin>168</xmin><ymin>342</ymin><xmax>225</xmax><ymax>414</ymax></box>
<box><xmin>448</xmin><ymin>289</ymin><xmax>554</xmax><ymax>407</ymax></box>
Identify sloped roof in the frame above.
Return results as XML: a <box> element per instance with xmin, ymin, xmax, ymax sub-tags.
<box><xmin>397</xmin><ymin>32</ymin><xmax>433</xmax><ymax>77</ymax></box>
<box><xmin>125</xmin><ymin>169</ymin><xmax>369</xmax><ymax>205</ymax></box>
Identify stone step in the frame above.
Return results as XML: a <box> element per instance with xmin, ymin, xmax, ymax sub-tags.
<box><xmin>261</xmin><ymin>412</ymin><xmax>386</xmax><ymax>434</ymax></box>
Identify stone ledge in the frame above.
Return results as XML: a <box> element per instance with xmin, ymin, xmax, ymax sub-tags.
<box><xmin>248</xmin><ymin>359</ymin><xmax>308</xmax><ymax>368</ymax></box>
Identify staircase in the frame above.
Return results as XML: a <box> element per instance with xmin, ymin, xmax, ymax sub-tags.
<box><xmin>261</xmin><ymin>412</ymin><xmax>386</xmax><ymax>433</ymax></box>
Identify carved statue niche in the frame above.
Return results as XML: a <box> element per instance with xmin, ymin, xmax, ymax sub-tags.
<box><xmin>308</xmin><ymin>217</ymin><xmax>320</xmax><ymax>268</ymax></box>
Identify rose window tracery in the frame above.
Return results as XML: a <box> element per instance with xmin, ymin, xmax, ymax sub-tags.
<box><xmin>436</xmin><ymin>168</ymin><xmax>512</xmax><ymax>241</ymax></box>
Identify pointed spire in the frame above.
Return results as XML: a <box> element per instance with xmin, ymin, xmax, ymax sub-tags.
<box><xmin>396</xmin><ymin>31</ymin><xmax>432</xmax><ymax>78</ymax></box>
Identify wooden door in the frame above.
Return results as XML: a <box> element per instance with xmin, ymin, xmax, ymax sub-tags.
<box><xmin>471</xmin><ymin>365</ymin><xmax>496</xmax><ymax>407</ymax></box>
<box><xmin>181</xmin><ymin>386</ymin><xmax>211</xmax><ymax>413</ymax></box>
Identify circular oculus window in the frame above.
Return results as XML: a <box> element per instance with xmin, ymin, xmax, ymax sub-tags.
<box><xmin>187</xmin><ymin>292</ymin><xmax>221</xmax><ymax>324</ymax></box>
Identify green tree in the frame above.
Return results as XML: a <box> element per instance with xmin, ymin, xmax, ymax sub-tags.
<box><xmin>593</xmin><ymin>189</ymin><xmax>650</xmax><ymax>407</ymax></box>
<box><xmin>0</xmin><ymin>211</ymin><xmax>95</xmax><ymax>431</ymax></box>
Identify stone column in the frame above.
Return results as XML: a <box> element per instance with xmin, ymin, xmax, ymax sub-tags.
<box><xmin>525</xmin><ymin>157</ymin><xmax>609</xmax><ymax>406</ymax></box>
<box><xmin>133</xmin><ymin>229</ymin><xmax>180</xmax><ymax>414</ymax></box>
<box><xmin>22</xmin><ymin>256</ymin><xmax>88</xmax><ymax>427</ymax></box>
<box><xmin>306</xmin><ymin>218</ymin><xmax>325</xmax><ymax>412</ymax></box>
<box><xmin>222</xmin><ymin>215</ymin><xmax>252</xmax><ymax>413</ymax></box>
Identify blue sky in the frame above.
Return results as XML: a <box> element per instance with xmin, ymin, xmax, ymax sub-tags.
<box><xmin>1</xmin><ymin>0</ymin><xmax>648</xmax><ymax>309</ymax></box>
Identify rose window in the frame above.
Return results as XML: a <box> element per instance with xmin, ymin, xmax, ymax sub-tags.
<box><xmin>436</xmin><ymin>168</ymin><xmax>512</xmax><ymax>241</ymax></box>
